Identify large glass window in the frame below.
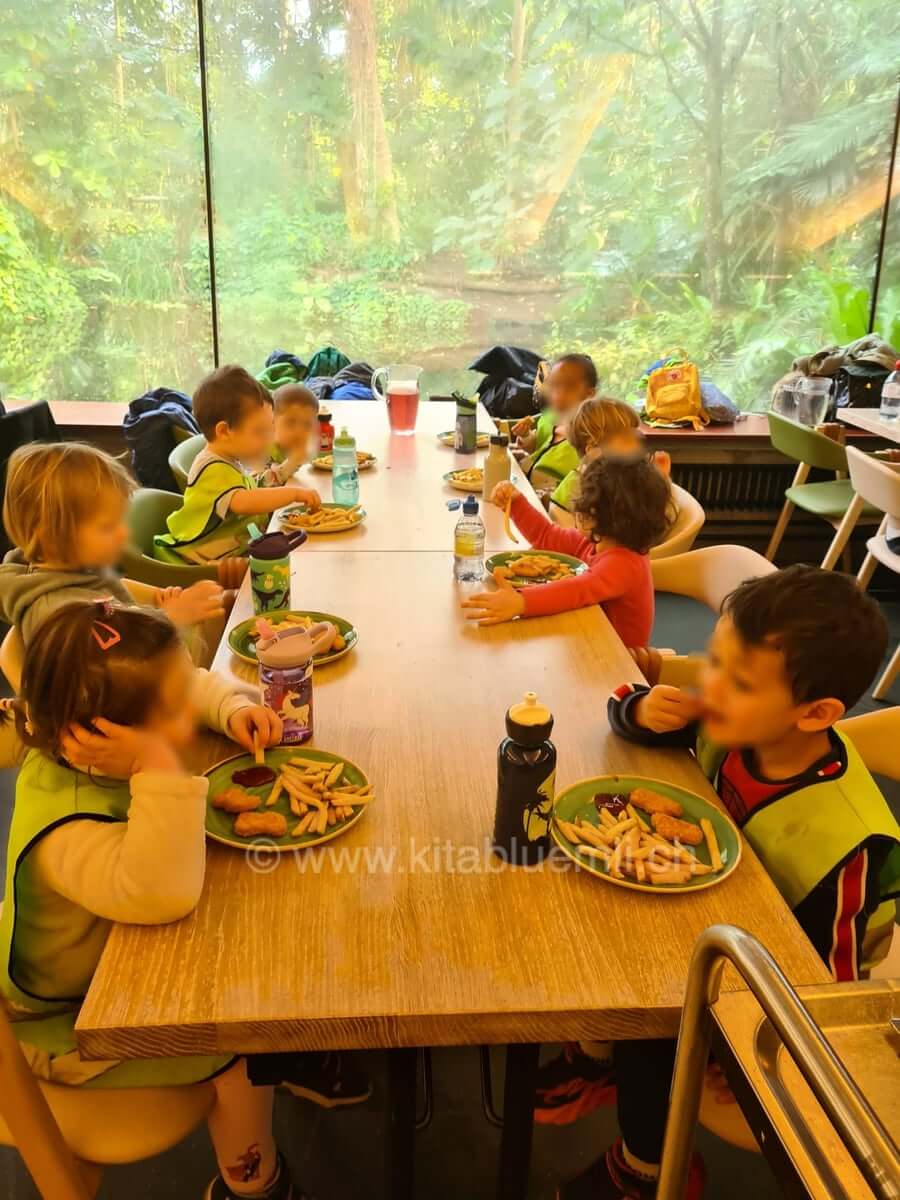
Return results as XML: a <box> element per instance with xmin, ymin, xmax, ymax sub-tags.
<box><xmin>2</xmin><ymin>1</ymin><xmax>899</xmax><ymax>408</ymax></box>
<box><xmin>0</xmin><ymin>0</ymin><xmax>212</xmax><ymax>403</ymax></box>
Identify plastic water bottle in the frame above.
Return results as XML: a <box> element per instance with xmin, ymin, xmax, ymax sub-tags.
<box><xmin>332</xmin><ymin>426</ymin><xmax>359</xmax><ymax>505</ymax></box>
<box><xmin>880</xmin><ymin>361</ymin><xmax>900</xmax><ymax>423</ymax></box>
<box><xmin>454</xmin><ymin>494</ymin><xmax>485</xmax><ymax>582</ymax></box>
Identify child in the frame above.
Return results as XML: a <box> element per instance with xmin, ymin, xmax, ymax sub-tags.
<box><xmin>462</xmin><ymin>457</ymin><xmax>672</xmax><ymax>648</ymax></box>
<box><xmin>261</xmin><ymin>384</ymin><xmax>320</xmax><ymax>485</ymax></box>
<box><xmin>0</xmin><ymin>601</ymin><xmax>306</xmax><ymax>1200</ymax></box>
<box><xmin>512</xmin><ymin>354</ymin><xmax>597</xmax><ymax>497</ymax></box>
<box><xmin>0</xmin><ymin>442</ymin><xmax>225</xmax><ymax>647</ymax></box>
<box><xmin>154</xmin><ymin>366</ymin><xmax>321</xmax><ymax>566</ymax></box>
<box><xmin>548</xmin><ymin>397</ymin><xmax>671</xmax><ymax>525</ymax></box>
<box><xmin>553</xmin><ymin>567</ymin><xmax>900</xmax><ymax>1199</ymax></box>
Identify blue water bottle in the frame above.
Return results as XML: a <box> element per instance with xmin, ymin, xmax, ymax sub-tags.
<box><xmin>332</xmin><ymin>426</ymin><xmax>360</xmax><ymax>506</ymax></box>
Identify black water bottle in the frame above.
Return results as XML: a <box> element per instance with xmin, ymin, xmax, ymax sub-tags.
<box><xmin>493</xmin><ymin>692</ymin><xmax>556</xmax><ymax>865</ymax></box>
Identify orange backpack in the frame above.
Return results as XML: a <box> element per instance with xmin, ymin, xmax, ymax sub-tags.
<box><xmin>644</xmin><ymin>359</ymin><xmax>708</xmax><ymax>430</ymax></box>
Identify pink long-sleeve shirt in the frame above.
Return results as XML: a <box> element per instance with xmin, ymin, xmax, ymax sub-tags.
<box><xmin>509</xmin><ymin>495</ymin><xmax>654</xmax><ymax>648</ymax></box>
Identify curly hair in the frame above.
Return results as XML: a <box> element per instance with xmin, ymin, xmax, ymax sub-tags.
<box><xmin>573</xmin><ymin>455</ymin><xmax>673</xmax><ymax>553</ymax></box>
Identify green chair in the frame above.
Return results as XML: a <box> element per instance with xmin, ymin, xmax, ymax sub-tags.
<box><xmin>168</xmin><ymin>433</ymin><xmax>206</xmax><ymax>492</ymax></box>
<box><xmin>765</xmin><ymin>413</ymin><xmax>881</xmax><ymax>568</ymax></box>
<box><xmin>120</xmin><ymin>488</ymin><xmax>219</xmax><ymax>589</ymax></box>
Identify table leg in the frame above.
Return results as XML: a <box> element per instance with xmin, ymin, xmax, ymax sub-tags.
<box><xmin>496</xmin><ymin>1042</ymin><xmax>540</xmax><ymax>1200</ymax></box>
<box><xmin>386</xmin><ymin>1047</ymin><xmax>417</xmax><ymax>1200</ymax></box>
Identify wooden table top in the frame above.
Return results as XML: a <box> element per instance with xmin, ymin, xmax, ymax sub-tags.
<box><xmin>292</xmin><ymin>400</ymin><xmax>541</xmax><ymax>552</ymax></box>
<box><xmin>76</xmin><ymin>540</ymin><xmax>827</xmax><ymax>1061</ymax></box>
<box><xmin>837</xmin><ymin>407</ymin><xmax>900</xmax><ymax>444</ymax></box>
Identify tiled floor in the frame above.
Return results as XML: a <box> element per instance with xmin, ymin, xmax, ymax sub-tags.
<box><xmin>0</xmin><ymin>592</ymin><xmax>897</xmax><ymax>1198</ymax></box>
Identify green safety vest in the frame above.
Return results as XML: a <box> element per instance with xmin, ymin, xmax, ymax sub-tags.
<box><xmin>526</xmin><ymin>411</ymin><xmax>579</xmax><ymax>490</ymax></box>
<box><xmin>154</xmin><ymin>456</ymin><xmax>257</xmax><ymax>560</ymax></box>
<box><xmin>697</xmin><ymin>730</ymin><xmax>900</xmax><ymax>971</ymax></box>
<box><xmin>550</xmin><ymin>467</ymin><xmax>581</xmax><ymax>512</ymax></box>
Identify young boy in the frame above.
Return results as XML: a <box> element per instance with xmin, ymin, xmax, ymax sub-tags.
<box><xmin>154</xmin><ymin>366</ymin><xmax>321</xmax><ymax>566</ymax></box>
<box><xmin>552</xmin><ymin>566</ymin><xmax>900</xmax><ymax>1199</ymax></box>
<box><xmin>513</xmin><ymin>354</ymin><xmax>597</xmax><ymax>497</ymax></box>
<box><xmin>260</xmin><ymin>383</ymin><xmax>320</xmax><ymax>485</ymax></box>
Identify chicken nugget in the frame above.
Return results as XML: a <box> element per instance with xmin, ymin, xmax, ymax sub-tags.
<box><xmin>234</xmin><ymin>811</ymin><xmax>287</xmax><ymax>838</ymax></box>
<box><xmin>629</xmin><ymin>787</ymin><xmax>684</xmax><ymax>818</ymax></box>
<box><xmin>212</xmin><ymin>787</ymin><xmax>260</xmax><ymax>814</ymax></box>
<box><xmin>651</xmin><ymin>812</ymin><xmax>704</xmax><ymax>846</ymax></box>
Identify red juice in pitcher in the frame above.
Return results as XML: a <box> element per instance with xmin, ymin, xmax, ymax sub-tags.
<box><xmin>386</xmin><ymin>383</ymin><xmax>419</xmax><ymax>434</ymax></box>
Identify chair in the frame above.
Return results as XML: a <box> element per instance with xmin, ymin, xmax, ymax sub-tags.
<box><xmin>168</xmin><ymin>433</ymin><xmax>205</xmax><ymax>493</ymax></box>
<box><xmin>845</xmin><ymin>445</ymin><xmax>900</xmax><ymax>700</ymax></box>
<box><xmin>0</xmin><ymin>402</ymin><xmax>60</xmax><ymax>558</ymax></box>
<box><xmin>651</xmin><ymin>544</ymin><xmax>776</xmax><ymax>612</ymax></box>
<box><xmin>120</xmin><ymin>488</ymin><xmax>219</xmax><ymax>590</ymax></box>
<box><xmin>0</xmin><ymin>998</ymin><xmax>214</xmax><ymax>1198</ymax></box>
<box><xmin>650</xmin><ymin>483</ymin><xmax>706</xmax><ymax>560</ymax></box>
<box><xmin>765</xmin><ymin>413</ymin><xmax>881</xmax><ymax>567</ymax></box>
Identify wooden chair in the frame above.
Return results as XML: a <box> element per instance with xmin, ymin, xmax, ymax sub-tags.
<box><xmin>765</xmin><ymin>413</ymin><xmax>881</xmax><ymax>568</ymax></box>
<box><xmin>846</xmin><ymin>445</ymin><xmax>900</xmax><ymax>700</ymax></box>
<box><xmin>0</xmin><ymin>997</ymin><xmax>214</xmax><ymax>1198</ymax></box>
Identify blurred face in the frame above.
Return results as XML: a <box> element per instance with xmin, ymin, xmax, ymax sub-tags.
<box><xmin>590</xmin><ymin>429</ymin><xmax>642</xmax><ymax>459</ymax></box>
<box><xmin>549</xmin><ymin>361</ymin><xmax>594</xmax><ymax>416</ymax></box>
<box><xmin>699</xmin><ymin>616</ymin><xmax>839</xmax><ymax>749</ymax></box>
<box><xmin>213</xmin><ymin>400</ymin><xmax>275</xmax><ymax>462</ymax></box>
<box><xmin>274</xmin><ymin>404</ymin><xmax>317</xmax><ymax>458</ymax></box>
<box><xmin>145</xmin><ymin>646</ymin><xmax>198</xmax><ymax>750</ymax></box>
<box><xmin>73</xmin><ymin>492</ymin><xmax>129</xmax><ymax>568</ymax></box>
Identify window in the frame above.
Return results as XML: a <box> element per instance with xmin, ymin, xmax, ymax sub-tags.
<box><xmin>2</xmin><ymin>1</ymin><xmax>899</xmax><ymax>409</ymax></box>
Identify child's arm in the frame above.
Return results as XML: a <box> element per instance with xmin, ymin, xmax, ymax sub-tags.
<box><xmin>257</xmin><ymin>451</ymin><xmax>306</xmax><ymax>488</ymax></box>
<box><xmin>515</xmin><ymin>547</ymin><xmax>641</xmax><ymax>620</ymax></box>
<box><xmin>228</xmin><ymin>482</ymin><xmax>321</xmax><ymax>516</ymax></box>
<box><xmin>607</xmin><ymin>683</ymin><xmax>701</xmax><ymax>748</ymax></box>
<box><xmin>192</xmin><ymin>668</ymin><xmax>283</xmax><ymax>750</ymax></box>
<box><xmin>491</xmin><ymin>487</ymin><xmax>594</xmax><ymax>559</ymax></box>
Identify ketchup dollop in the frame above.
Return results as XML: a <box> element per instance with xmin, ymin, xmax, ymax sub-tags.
<box><xmin>232</xmin><ymin>766</ymin><xmax>277</xmax><ymax>788</ymax></box>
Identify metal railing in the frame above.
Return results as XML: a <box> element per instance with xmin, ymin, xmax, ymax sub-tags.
<box><xmin>657</xmin><ymin>924</ymin><xmax>900</xmax><ymax>1200</ymax></box>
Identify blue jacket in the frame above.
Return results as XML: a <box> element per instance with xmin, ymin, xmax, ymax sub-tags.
<box><xmin>124</xmin><ymin>388</ymin><xmax>200</xmax><ymax>492</ymax></box>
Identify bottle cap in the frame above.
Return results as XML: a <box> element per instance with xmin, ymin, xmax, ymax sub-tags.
<box><xmin>334</xmin><ymin>426</ymin><xmax>355</xmax><ymax>447</ymax></box>
<box><xmin>506</xmin><ymin>691</ymin><xmax>554</xmax><ymax>746</ymax></box>
<box><xmin>462</xmin><ymin>494</ymin><xmax>479</xmax><ymax>515</ymax></box>
<box><xmin>254</xmin><ymin>620</ymin><xmax>334</xmax><ymax>667</ymax></box>
<box><xmin>249</xmin><ymin>528</ymin><xmax>306</xmax><ymax>559</ymax></box>
<box><xmin>490</xmin><ymin>434</ymin><xmax>509</xmax><ymax>447</ymax></box>
<box><xmin>318</xmin><ymin>412</ymin><xmax>332</xmax><ymax>423</ymax></box>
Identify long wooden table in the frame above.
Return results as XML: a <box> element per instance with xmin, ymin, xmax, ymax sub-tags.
<box><xmin>75</xmin><ymin>403</ymin><xmax>828</xmax><ymax>1197</ymax></box>
<box><xmin>838</xmin><ymin>406</ymin><xmax>900</xmax><ymax>444</ymax></box>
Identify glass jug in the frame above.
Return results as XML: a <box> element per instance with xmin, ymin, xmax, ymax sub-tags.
<box><xmin>371</xmin><ymin>363</ymin><xmax>423</xmax><ymax>435</ymax></box>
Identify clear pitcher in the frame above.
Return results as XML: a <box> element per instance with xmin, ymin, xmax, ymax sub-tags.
<box><xmin>371</xmin><ymin>363</ymin><xmax>423</xmax><ymax>435</ymax></box>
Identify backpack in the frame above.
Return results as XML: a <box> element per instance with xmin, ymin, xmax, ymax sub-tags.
<box><xmin>644</xmin><ymin>359</ymin><xmax>708</xmax><ymax>430</ymax></box>
<box><xmin>832</xmin><ymin>362</ymin><xmax>891</xmax><ymax>412</ymax></box>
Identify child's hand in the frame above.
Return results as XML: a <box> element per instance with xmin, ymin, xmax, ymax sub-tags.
<box><xmin>491</xmin><ymin>481</ymin><xmax>518</xmax><ymax>509</ymax></box>
<box><xmin>217</xmin><ymin>557</ymin><xmax>248</xmax><ymax>590</ymax></box>
<box><xmin>61</xmin><ymin>718</ymin><xmax>183</xmax><ymax>778</ymax></box>
<box><xmin>227</xmin><ymin>705</ymin><xmax>283</xmax><ymax>753</ymax></box>
<box><xmin>511</xmin><ymin>415</ymin><xmax>534</xmax><ymax>439</ymax></box>
<box><xmin>159</xmin><ymin>580</ymin><xmax>226</xmax><ymax>628</ymax></box>
<box><xmin>460</xmin><ymin>587</ymin><xmax>525</xmax><ymax>626</ymax></box>
<box><xmin>629</xmin><ymin>646</ymin><xmax>665</xmax><ymax>687</ymax></box>
<box><xmin>633</xmin><ymin>685</ymin><xmax>703</xmax><ymax>733</ymax></box>
<box><xmin>289</xmin><ymin>486</ymin><xmax>322</xmax><ymax>512</ymax></box>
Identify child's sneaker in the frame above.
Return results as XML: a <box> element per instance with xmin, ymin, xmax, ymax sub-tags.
<box><xmin>556</xmin><ymin>1139</ymin><xmax>705</xmax><ymax>1200</ymax></box>
<box><xmin>281</xmin><ymin>1051</ymin><xmax>372</xmax><ymax>1108</ymax></box>
<box><xmin>534</xmin><ymin>1043</ymin><xmax>616</xmax><ymax>1125</ymax></box>
<box><xmin>205</xmin><ymin>1152</ymin><xmax>312</xmax><ymax>1200</ymax></box>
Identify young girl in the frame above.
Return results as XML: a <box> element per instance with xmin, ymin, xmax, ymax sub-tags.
<box><xmin>512</xmin><ymin>354</ymin><xmax>597</xmax><ymax>499</ymax></box>
<box><xmin>0</xmin><ymin>442</ymin><xmax>226</xmax><ymax>649</ymax></box>
<box><xmin>462</xmin><ymin>457</ymin><xmax>672</xmax><ymax>648</ymax></box>
<box><xmin>549</xmin><ymin>397</ymin><xmax>671</xmax><ymax>527</ymax></box>
<box><xmin>0</xmin><ymin>601</ymin><xmax>301</xmax><ymax>1200</ymax></box>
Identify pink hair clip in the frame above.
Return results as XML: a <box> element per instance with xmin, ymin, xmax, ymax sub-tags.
<box><xmin>91</xmin><ymin>621</ymin><xmax>121</xmax><ymax>651</ymax></box>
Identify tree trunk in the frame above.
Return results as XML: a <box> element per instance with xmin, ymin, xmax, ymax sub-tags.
<box><xmin>703</xmin><ymin>0</ymin><xmax>725</xmax><ymax>304</ymax></box>
<box><xmin>502</xmin><ymin>54</ymin><xmax>629</xmax><ymax>252</ymax></box>
<box><xmin>506</xmin><ymin>0</ymin><xmax>527</xmax><ymax>214</ymax></box>
<box><xmin>344</xmin><ymin>0</ymin><xmax>400</xmax><ymax>242</ymax></box>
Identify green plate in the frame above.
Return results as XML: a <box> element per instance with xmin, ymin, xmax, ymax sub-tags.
<box><xmin>205</xmin><ymin>747</ymin><xmax>371</xmax><ymax>852</ymax></box>
<box><xmin>485</xmin><ymin>550</ymin><xmax>588</xmax><ymax>586</ymax></box>
<box><xmin>551</xmin><ymin>773</ymin><xmax>741</xmax><ymax>893</ymax></box>
<box><xmin>280</xmin><ymin>501</ymin><xmax>366</xmax><ymax>534</ymax></box>
<box><xmin>438</xmin><ymin>430</ymin><xmax>490</xmax><ymax>448</ymax></box>
<box><xmin>228</xmin><ymin>610</ymin><xmax>357</xmax><ymax>667</ymax></box>
<box><xmin>444</xmin><ymin>469</ymin><xmax>483</xmax><ymax>493</ymax></box>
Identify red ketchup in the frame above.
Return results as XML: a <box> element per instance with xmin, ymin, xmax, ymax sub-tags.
<box><xmin>232</xmin><ymin>765</ymin><xmax>276</xmax><ymax>788</ymax></box>
<box><xmin>318</xmin><ymin>412</ymin><xmax>334</xmax><ymax>453</ymax></box>
<box><xmin>594</xmin><ymin>792</ymin><xmax>628</xmax><ymax>819</ymax></box>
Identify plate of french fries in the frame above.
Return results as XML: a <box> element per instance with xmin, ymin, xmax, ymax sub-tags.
<box><xmin>551</xmin><ymin>774</ymin><xmax>741</xmax><ymax>893</ymax></box>
<box><xmin>281</xmin><ymin>501</ymin><xmax>366</xmax><ymax>534</ymax></box>
<box><xmin>205</xmin><ymin>747</ymin><xmax>374</xmax><ymax>851</ymax></box>
<box><xmin>484</xmin><ymin>550</ymin><xmax>587</xmax><ymax>587</ymax></box>
<box><xmin>437</xmin><ymin>430</ymin><xmax>490</xmax><ymax>449</ymax></box>
<box><xmin>311</xmin><ymin>451</ymin><xmax>376</xmax><ymax>471</ymax></box>
<box><xmin>444</xmin><ymin>467</ymin><xmax>484</xmax><ymax>493</ymax></box>
<box><xmin>228</xmin><ymin>610</ymin><xmax>358</xmax><ymax>667</ymax></box>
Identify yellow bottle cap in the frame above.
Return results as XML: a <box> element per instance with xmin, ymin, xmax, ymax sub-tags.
<box><xmin>508</xmin><ymin>691</ymin><xmax>552</xmax><ymax>726</ymax></box>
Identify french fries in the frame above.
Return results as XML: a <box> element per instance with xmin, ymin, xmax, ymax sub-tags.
<box><xmin>284</xmin><ymin>504</ymin><xmax>363</xmax><ymax>532</ymax></box>
<box><xmin>312</xmin><ymin>451</ymin><xmax>374</xmax><ymax>470</ymax></box>
<box><xmin>449</xmin><ymin>467</ymin><xmax>483</xmax><ymax>488</ymax></box>
<box><xmin>503</xmin><ymin>494</ymin><xmax>519</xmax><ymax>545</ymax></box>
<box><xmin>223</xmin><ymin>756</ymin><xmax>374</xmax><ymax>841</ymax></box>
<box><xmin>701</xmin><ymin>818</ymin><xmax>722</xmax><ymax>872</ymax></box>
<box><xmin>252</xmin><ymin>731</ymin><xmax>264</xmax><ymax>766</ymax></box>
<box><xmin>505</xmin><ymin>554</ymin><xmax>573</xmax><ymax>582</ymax></box>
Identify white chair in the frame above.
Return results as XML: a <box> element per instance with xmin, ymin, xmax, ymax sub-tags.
<box><xmin>0</xmin><ymin>997</ymin><xmax>215</xmax><ymax>1197</ymax></box>
<box><xmin>651</xmin><ymin>544</ymin><xmax>776</xmax><ymax>612</ymax></box>
<box><xmin>846</xmin><ymin>445</ymin><xmax>900</xmax><ymax>700</ymax></box>
<box><xmin>650</xmin><ymin>483</ymin><xmax>706</xmax><ymax>560</ymax></box>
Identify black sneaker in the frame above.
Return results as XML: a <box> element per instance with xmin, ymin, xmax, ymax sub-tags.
<box><xmin>204</xmin><ymin>1152</ymin><xmax>313</xmax><ymax>1200</ymax></box>
<box><xmin>281</xmin><ymin>1051</ymin><xmax>372</xmax><ymax>1109</ymax></box>
<box><xmin>534</xmin><ymin>1043</ymin><xmax>616</xmax><ymax>1125</ymax></box>
<box><xmin>556</xmin><ymin>1140</ymin><xmax>706</xmax><ymax>1200</ymax></box>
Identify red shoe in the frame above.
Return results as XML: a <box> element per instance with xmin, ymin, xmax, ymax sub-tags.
<box><xmin>556</xmin><ymin>1139</ymin><xmax>706</xmax><ymax>1200</ymax></box>
<box><xmin>534</xmin><ymin>1043</ymin><xmax>617</xmax><ymax>1126</ymax></box>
